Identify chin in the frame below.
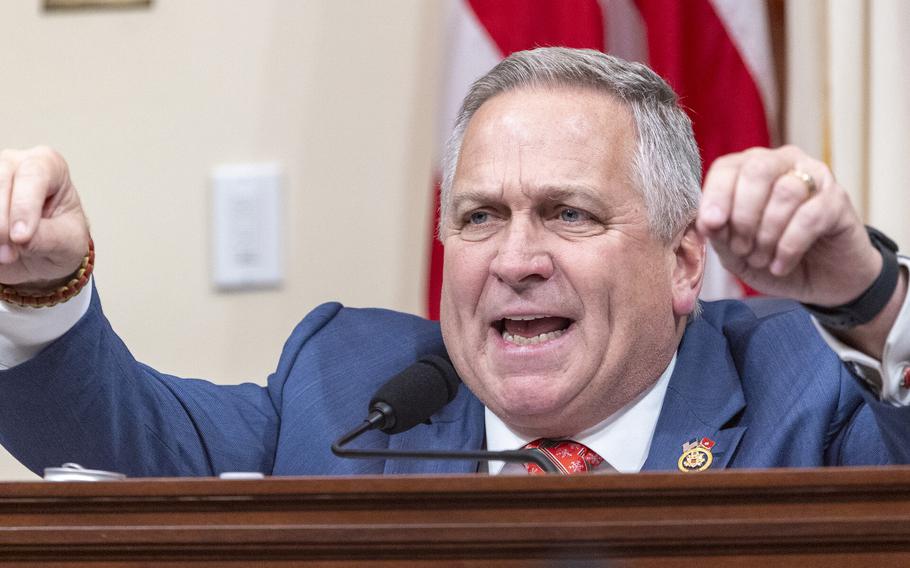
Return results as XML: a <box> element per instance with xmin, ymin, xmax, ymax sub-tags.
<box><xmin>486</xmin><ymin>377</ymin><xmax>576</xmax><ymax>424</ymax></box>
<box><xmin>495</xmin><ymin>408</ymin><xmax>576</xmax><ymax>438</ymax></box>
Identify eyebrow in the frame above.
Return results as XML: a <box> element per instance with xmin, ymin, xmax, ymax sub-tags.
<box><xmin>449</xmin><ymin>190</ymin><xmax>499</xmax><ymax>213</ymax></box>
<box><xmin>536</xmin><ymin>184</ymin><xmax>604</xmax><ymax>204</ymax></box>
<box><xmin>449</xmin><ymin>184</ymin><xmax>606</xmax><ymax>212</ymax></box>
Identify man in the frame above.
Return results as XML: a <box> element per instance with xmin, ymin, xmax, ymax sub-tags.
<box><xmin>0</xmin><ymin>48</ymin><xmax>907</xmax><ymax>476</ymax></box>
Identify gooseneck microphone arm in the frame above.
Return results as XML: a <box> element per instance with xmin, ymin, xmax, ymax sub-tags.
<box><xmin>330</xmin><ymin>356</ymin><xmax>560</xmax><ymax>474</ymax></box>
<box><xmin>331</xmin><ymin>413</ymin><xmax>560</xmax><ymax>473</ymax></box>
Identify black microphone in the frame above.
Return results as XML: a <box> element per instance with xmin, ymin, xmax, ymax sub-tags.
<box><xmin>331</xmin><ymin>355</ymin><xmax>559</xmax><ymax>474</ymax></box>
<box><xmin>368</xmin><ymin>354</ymin><xmax>461</xmax><ymax>434</ymax></box>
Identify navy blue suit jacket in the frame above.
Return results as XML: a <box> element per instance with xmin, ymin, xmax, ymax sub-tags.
<box><xmin>0</xmin><ymin>288</ymin><xmax>908</xmax><ymax>477</ymax></box>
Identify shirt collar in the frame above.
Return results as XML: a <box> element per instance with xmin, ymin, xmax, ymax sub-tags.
<box><xmin>484</xmin><ymin>353</ymin><xmax>676</xmax><ymax>474</ymax></box>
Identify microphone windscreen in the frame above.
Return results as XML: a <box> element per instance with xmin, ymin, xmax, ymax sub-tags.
<box><xmin>369</xmin><ymin>355</ymin><xmax>461</xmax><ymax>434</ymax></box>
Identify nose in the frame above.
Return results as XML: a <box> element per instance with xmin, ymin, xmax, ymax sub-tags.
<box><xmin>489</xmin><ymin>218</ymin><xmax>555</xmax><ymax>290</ymax></box>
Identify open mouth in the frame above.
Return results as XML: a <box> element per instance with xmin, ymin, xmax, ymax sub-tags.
<box><xmin>493</xmin><ymin>315</ymin><xmax>574</xmax><ymax>346</ymax></box>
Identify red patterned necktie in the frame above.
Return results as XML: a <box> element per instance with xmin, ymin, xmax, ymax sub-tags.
<box><xmin>524</xmin><ymin>438</ymin><xmax>605</xmax><ymax>475</ymax></box>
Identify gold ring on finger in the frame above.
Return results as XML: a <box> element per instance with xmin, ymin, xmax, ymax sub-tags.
<box><xmin>788</xmin><ymin>169</ymin><xmax>817</xmax><ymax>200</ymax></box>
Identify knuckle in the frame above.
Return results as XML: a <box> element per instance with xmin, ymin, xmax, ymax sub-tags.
<box><xmin>803</xmin><ymin>155</ymin><xmax>830</xmax><ymax>174</ymax></box>
<box><xmin>703</xmin><ymin>168</ymin><xmax>735</xmax><ymax>194</ymax></box>
<box><xmin>771</xmin><ymin>177</ymin><xmax>806</xmax><ymax>202</ymax></box>
<box><xmin>741</xmin><ymin>147</ymin><xmax>773</xmax><ymax>165</ymax></box>
<box><xmin>779</xmin><ymin>144</ymin><xmax>804</xmax><ymax>157</ymax></box>
<box><xmin>739</xmin><ymin>157</ymin><xmax>775</xmax><ymax>181</ymax></box>
<box><xmin>15</xmin><ymin>158</ymin><xmax>51</xmax><ymax>181</ymax></box>
<box><xmin>708</xmin><ymin>154</ymin><xmax>738</xmax><ymax>172</ymax></box>
<box><xmin>26</xmin><ymin>146</ymin><xmax>64</xmax><ymax>171</ymax></box>
<box><xmin>29</xmin><ymin>145</ymin><xmax>55</xmax><ymax>158</ymax></box>
<box><xmin>780</xmin><ymin>145</ymin><xmax>815</xmax><ymax>166</ymax></box>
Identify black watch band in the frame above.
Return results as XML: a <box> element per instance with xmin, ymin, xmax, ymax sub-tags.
<box><xmin>802</xmin><ymin>226</ymin><xmax>900</xmax><ymax>330</ymax></box>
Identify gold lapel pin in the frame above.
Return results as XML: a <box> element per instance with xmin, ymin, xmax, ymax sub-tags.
<box><xmin>677</xmin><ymin>437</ymin><xmax>715</xmax><ymax>472</ymax></box>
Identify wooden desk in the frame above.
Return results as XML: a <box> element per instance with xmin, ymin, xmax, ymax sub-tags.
<box><xmin>0</xmin><ymin>467</ymin><xmax>908</xmax><ymax>566</ymax></box>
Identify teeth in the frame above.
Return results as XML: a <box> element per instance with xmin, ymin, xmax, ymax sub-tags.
<box><xmin>505</xmin><ymin>315</ymin><xmax>547</xmax><ymax>321</ymax></box>
<box><xmin>501</xmin><ymin>329</ymin><xmax>565</xmax><ymax>346</ymax></box>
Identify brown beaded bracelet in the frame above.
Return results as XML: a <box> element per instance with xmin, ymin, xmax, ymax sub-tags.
<box><xmin>0</xmin><ymin>239</ymin><xmax>95</xmax><ymax>308</ymax></box>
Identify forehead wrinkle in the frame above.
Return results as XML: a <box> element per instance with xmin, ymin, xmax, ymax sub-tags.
<box><xmin>451</xmin><ymin>87</ymin><xmax>633</xmax><ymax>217</ymax></box>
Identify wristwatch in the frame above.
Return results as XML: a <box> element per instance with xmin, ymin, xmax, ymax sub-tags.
<box><xmin>802</xmin><ymin>226</ymin><xmax>900</xmax><ymax>330</ymax></box>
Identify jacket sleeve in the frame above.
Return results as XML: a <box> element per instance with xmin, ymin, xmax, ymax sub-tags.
<box><xmin>0</xmin><ymin>286</ymin><xmax>309</xmax><ymax>477</ymax></box>
<box><xmin>836</xmin><ymin>386</ymin><xmax>910</xmax><ymax>465</ymax></box>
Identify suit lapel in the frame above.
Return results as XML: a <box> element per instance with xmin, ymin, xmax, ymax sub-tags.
<box><xmin>643</xmin><ymin>316</ymin><xmax>747</xmax><ymax>472</ymax></box>
<box><xmin>382</xmin><ymin>385</ymin><xmax>485</xmax><ymax>475</ymax></box>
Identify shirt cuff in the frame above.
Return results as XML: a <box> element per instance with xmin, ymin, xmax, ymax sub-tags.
<box><xmin>0</xmin><ymin>276</ymin><xmax>93</xmax><ymax>370</ymax></box>
<box><xmin>813</xmin><ymin>255</ymin><xmax>910</xmax><ymax>406</ymax></box>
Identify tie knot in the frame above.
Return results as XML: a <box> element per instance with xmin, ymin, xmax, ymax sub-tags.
<box><xmin>523</xmin><ymin>438</ymin><xmax>605</xmax><ymax>475</ymax></box>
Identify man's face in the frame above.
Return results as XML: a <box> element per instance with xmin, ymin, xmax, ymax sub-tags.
<box><xmin>439</xmin><ymin>87</ymin><xmax>685</xmax><ymax>437</ymax></box>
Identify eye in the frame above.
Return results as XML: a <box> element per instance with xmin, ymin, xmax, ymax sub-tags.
<box><xmin>469</xmin><ymin>211</ymin><xmax>489</xmax><ymax>225</ymax></box>
<box><xmin>457</xmin><ymin>208</ymin><xmax>503</xmax><ymax>242</ymax></box>
<box><xmin>558</xmin><ymin>207</ymin><xmax>587</xmax><ymax>222</ymax></box>
<box><xmin>544</xmin><ymin>205</ymin><xmax>605</xmax><ymax>237</ymax></box>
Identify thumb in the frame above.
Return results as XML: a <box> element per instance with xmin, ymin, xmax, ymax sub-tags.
<box><xmin>23</xmin><ymin>214</ymin><xmax>91</xmax><ymax>279</ymax></box>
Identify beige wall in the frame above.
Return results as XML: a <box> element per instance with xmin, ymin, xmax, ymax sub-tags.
<box><xmin>0</xmin><ymin>1</ymin><xmax>443</xmax><ymax>479</ymax></box>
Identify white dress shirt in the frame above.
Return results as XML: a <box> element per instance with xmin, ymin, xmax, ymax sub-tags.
<box><xmin>0</xmin><ymin>276</ymin><xmax>94</xmax><ymax>370</ymax></box>
<box><xmin>485</xmin><ymin>356</ymin><xmax>675</xmax><ymax>474</ymax></box>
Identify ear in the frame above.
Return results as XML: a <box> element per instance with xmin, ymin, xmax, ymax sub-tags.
<box><xmin>670</xmin><ymin>222</ymin><xmax>706</xmax><ymax>317</ymax></box>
